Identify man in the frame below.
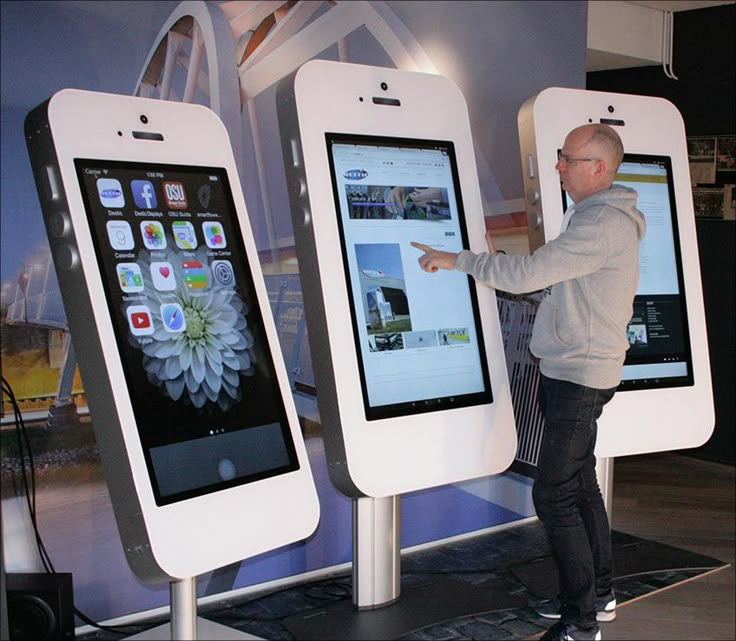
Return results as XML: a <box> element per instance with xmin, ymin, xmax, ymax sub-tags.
<box><xmin>411</xmin><ymin>123</ymin><xmax>646</xmax><ymax>641</ymax></box>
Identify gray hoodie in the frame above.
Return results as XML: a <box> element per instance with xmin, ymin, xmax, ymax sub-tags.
<box><xmin>455</xmin><ymin>184</ymin><xmax>646</xmax><ymax>389</ymax></box>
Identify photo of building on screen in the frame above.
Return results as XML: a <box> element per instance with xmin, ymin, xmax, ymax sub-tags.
<box><xmin>355</xmin><ymin>243</ymin><xmax>412</xmax><ymax>335</ymax></box>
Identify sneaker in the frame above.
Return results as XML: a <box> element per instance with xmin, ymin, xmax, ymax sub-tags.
<box><xmin>535</xmin><ymin>590</ymin><xmax>616</xmax><ymax>622</ymax></box>
<box><xmin>540</xmin><ymin>621</ymin><xmax>602</xmax><ymax>641</ymax></box>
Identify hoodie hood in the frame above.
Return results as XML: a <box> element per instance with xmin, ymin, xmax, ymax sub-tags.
<box><xmin>574</xmin><ymin>183</ymin><xmax>647</xmax><ymax>241</ymax></box>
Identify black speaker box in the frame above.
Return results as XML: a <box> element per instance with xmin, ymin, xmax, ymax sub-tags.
<box><xmin>6</xmin><ymin>573</ymin><xmax>75</xmax><ymax>641</ymax></box>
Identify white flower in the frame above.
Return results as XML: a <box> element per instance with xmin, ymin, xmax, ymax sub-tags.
<box><xmin>129</xmin><ymin>244</ymin><xmax>255</xmax><ymax>411</ymax></box>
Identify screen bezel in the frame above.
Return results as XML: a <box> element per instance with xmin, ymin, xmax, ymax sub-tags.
<box><xmin>324</xmin><ymin>132</ymin><xmax>493</xmax><ymax>421</ymax></box>
<box><xmin>560</xmin><ymin>152</ymin><xmax>694</xmax><ymax>391</ymax></box>
<box><xmin>74</xmin><ymin>158</ymin><xmax>301</xmax><ymax>506</ymax></box>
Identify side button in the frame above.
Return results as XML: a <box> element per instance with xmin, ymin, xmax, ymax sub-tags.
<box><xmin>45</xmin><ymin>165</ymin><xmax>61</xmax><ymax>201</ymax></box>
<box><xmin>290</xmin><ymin>139</ymin><xmax>301</xmax><ymax>168</ymax></box>
<box><xmin>55</xmin><ymin>245</ymin><xmax>79</xmax><ymax>271</ymax></box>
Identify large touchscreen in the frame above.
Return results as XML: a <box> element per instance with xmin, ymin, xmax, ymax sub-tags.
<box><xmin>562</xmin><ymin>153</ymin><xmax>693</xmax><ymax>390</ymax></box>
<box><xmin>325</xmin><ymin>134</ymin><xmax>492</xmax><ymax>421</ymax></box>
<box><xmin>75</xmin><ymin>159</ymin><xmax>300</xmax><ymax>505</ymax></box>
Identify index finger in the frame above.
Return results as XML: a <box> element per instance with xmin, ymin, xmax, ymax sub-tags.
<box><xmin>410</xmin><ymin>241</ymin><xmax>432</xmax><ymax>252</ymax></box>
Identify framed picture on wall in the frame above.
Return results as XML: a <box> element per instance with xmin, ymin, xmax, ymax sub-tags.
<box><xmin>716</xmin><ymin>135</ymin><xmax>736</xmax><ymax>172</ymax></box>
<box><xmin>693</xmin><ymin>187</ymin><xmax>726</xmax><ymax>219</ymax></box>
<box><xmin>687</xmin><ymin>136</ymin><xmax>717</xmax><ymax>184</ymax></box>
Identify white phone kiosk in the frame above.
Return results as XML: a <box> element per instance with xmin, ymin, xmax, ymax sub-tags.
<box><xmin>277</xmin><ymin>60</ymin><xmax>516</xmax><ymax>498</ymax></box>
<box><xmin>518</xmin><ymin>87</ymin><xmax>714</xmax><ymax>456</ymax></box>
<box><xmin>24</xmin><ymin>89</ymin><xmax>319</xmax><ymax>582</ymax></box>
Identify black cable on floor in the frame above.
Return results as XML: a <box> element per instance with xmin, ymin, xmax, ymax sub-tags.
<box><xmin>1</xmin><ymin>375</ymin><xmax>152</xmax><ymax>637</ymax></box>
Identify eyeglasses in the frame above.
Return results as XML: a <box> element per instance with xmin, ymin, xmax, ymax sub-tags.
<box><xmin>557</xmin><ymin>150</ymin><xmax>601</xmax><ymax>166</ymax></box>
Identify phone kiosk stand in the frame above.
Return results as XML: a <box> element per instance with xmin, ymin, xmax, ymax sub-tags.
<box><xmin>508</xmin><ymin>86</ymin><xmax>715</xmax><ymax>610</ymax></box>
<box><xmin>127</xmin><ymin>578</ymin><xmax>259</xmax><ymax>640</ymax></box>
<box><xmin>277</xmin><ymin>61</ymin><xmax>520</xmax><ymax>639</ymax></box>
<box><xmin>517</xmin><ymin>87</ymin><xmax>714</xmax><ymax>478</ymax></box>
<box><xmin>24</xmin><ymin>89</ymin><xmax>321</xmax><ymax>641</ymax></box>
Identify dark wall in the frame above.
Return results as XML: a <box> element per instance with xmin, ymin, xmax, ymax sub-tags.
<box><xmin>587</xmin><ymin>4</ymin><xmax>736</xmax><ymax>465</ymax></box>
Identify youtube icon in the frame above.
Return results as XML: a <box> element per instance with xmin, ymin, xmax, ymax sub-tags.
<box><xmin>127</xmin><ymin>305</ymin><xmax>154</xmax><ymax>336</ymax></box>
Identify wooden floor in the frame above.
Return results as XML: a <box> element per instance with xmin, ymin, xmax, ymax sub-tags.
<box><xmin>603</xmin><ymin>451</ymin><xmax>735</xmax><ymax>640</ymax></box>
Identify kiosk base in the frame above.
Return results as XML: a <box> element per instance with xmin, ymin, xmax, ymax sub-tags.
<box><xmin>125</xmin><ymin>616</ymin><xmax>262</xmax><ymax>640</ymax></box>
<box><xmin>283</xmin><ymin>576</ymin><xmax>526</xmax><ymax>640</ymax></box>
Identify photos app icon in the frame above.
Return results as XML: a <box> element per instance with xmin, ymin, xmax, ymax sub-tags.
<box><xmin>140</xmin><ymin>220</ymin><xmax>167</xmax><ymax>250</ymax></box>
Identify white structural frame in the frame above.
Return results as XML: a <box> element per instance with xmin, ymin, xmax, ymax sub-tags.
<box><xmin>284</xmin><ymin>59</ymin><xmax>518</xmax><ymax>497</ymax></box>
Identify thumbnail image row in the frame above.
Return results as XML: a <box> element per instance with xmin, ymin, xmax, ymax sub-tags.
<box><xmin>368</xmin><ymin>328</ymin><xmax>470</xmax><ymax>352</ymax></box>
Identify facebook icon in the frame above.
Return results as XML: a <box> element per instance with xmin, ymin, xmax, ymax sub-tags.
<box><xmin>132</xmin><ymin>180</ymin><xmax>158</xmax><ymax>209</ymax></box>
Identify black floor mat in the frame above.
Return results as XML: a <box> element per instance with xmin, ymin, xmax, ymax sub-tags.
<box><xmin>509</xmin><ymin>529</ymin><xmax>725</xmax><ymax>599</ymax></box>
<box><xmin>78</xmin><ymin>521</ymin><xmax>727</xmax><ymax>641</ymax></box>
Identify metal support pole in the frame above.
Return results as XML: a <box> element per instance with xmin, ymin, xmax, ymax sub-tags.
<box><xmin>126</xmin><ymin>575</ymin><xmax>259</xmax><ymax>640</ymax></box>
<box><xmin>352</xmin><ymin>495</ymin><xmax>401</xmax><ymax>610</ymax></box>
<box><xmin>170</xmin><ymin>577</ymin><xmax>197</xmax><ymax>640</ymax></box>
<box><xmin>596</xmin><ymin>456</ymin><xmax>615</xmax><ymax>517</ymax></box>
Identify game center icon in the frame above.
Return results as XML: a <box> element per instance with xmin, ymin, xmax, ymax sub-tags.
<box><xmin>202</xmin><ymin>221</ymin><xmax>226</xmax><ymax>248</ymax></box>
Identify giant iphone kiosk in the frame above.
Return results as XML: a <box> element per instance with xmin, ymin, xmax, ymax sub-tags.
<box><xmin>276</xmin><ymin>60</ymin><xmax>517</xmax><ymax>631</ymax></box>
<box><xmin>518</xmin><ymin>87</ymin><xmax>714</xmax><ymax>458</ymax></box>
<box><xmin>277</xmin><ymin>60</ymin><xmax>516</xmax><ymax>497</ymax></box>
<box><xmin>25</xmin><ymin>89</ymin><xmax>319</xmax><ymax>638</ymax></box>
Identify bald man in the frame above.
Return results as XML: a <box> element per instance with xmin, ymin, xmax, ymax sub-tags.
<box><xmin>412</xmin><ymin>124</ymin><xmax>646</xmax><ymax>641</ymax></box>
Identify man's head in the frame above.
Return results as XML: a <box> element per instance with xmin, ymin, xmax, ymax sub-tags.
<box><xmin>556</xmin><ymin>123</ymin><xmax>624</xmax><ymax>203</ymax></box>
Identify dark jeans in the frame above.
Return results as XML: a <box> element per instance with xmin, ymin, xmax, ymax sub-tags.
<box><xmin>532</xmin><ymin>374</ymin><xmax>617</xmax><ymax>629</ymax></box>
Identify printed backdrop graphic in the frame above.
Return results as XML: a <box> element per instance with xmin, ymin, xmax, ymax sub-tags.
<box><xmin>1</xmin><ymin>0</ymin><xmax>587</xmax><ymax>625</ymax></box>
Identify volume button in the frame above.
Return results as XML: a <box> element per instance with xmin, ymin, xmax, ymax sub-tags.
<box><xmin>296</xmin><ymin>177</ymin><xmax>307</xmax><ymax>198</ymax></box>
<box><xmin>55</xmin><ymin>245</ymin><xmax>79</xmax><ymax>271</ymax></box>
<box><xmin>48</xmin><ymin>211</ymin><xmax>71</xmax><ymax>238</ymax></box>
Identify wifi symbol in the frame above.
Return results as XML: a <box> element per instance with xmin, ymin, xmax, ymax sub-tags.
<box><xmin>103</xmin><ymin>169</ymin><xmax>109</xmax><ymax>175</ymax></box>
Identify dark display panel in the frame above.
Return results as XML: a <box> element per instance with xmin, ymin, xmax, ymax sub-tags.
<box><xmin>75</xmin><ymin>159</ymin><xmax>300</xmax><ymax>505</ymax></box>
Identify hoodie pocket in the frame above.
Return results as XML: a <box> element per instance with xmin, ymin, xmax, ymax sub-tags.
<box><xmin>530</xmin><ymin>298</ymin><xmax>573</xmax><ymax>358</ymax></box>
